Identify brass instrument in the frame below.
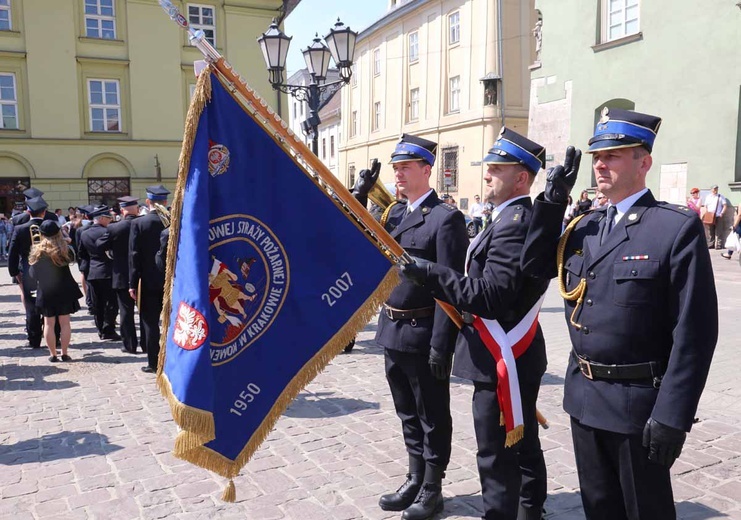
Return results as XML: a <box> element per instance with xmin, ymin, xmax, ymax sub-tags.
<box><xmin>29</xmin><ymin>223</ymin><xmax>42</xmax><ymax>246</ymax></box>
<box><xmin>368</xmin><ymin>181</ymin><xmax>396</xmax><ymax>210</ymax></box>
<box><xmin>153</xmin><ymin>202</ymin><xmax>171</xmax><ymax>228</ymax></box>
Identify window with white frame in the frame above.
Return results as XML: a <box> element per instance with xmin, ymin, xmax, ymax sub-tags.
<box><xmin>85</xmin><ymin>0</ymin><xmax>116</xmax><ymax>40</ymax></box>
<box><xmin>0</xmin><ymin>0</ymin><xmax>12</xmax><ymax>31</ymax></box>
<box><xmin>330</xmin><ymin>135</ymin><xmax>335</xmax><ymax>158</ymax></box>
<box><xmin>0</xmin><ymin>73</ymin><xmax>18</xmax><ymax>129</ymax></box>
<box><xmin>351</xmin><ymin>110</ymin><xmax>358</xmax><ymax>137</ymax></box>
<box><xmin>373</xmin><ymin>101</ymin><xmax>381</xmax><ymax>130</ymax></box>
<box><xmin>409</xmin><ymin>32</ymin><xmax>419</xmax><ymax>63</ymax></box>
<box><xmin>88</xmin><ymin>79</ymin><xmax>120</xmax><ymax>132</ymax></box>
<box><xmin>602</xmin><ymin>0</ymin><xmax>640</xmax><ymax>42</ymax></box>
<box><xmin>409</xmin><ymin>88</ymin><xmax>419</xmax><ymax>121</ymax></box>
<box><xmin>322</xmin><ymin>137</ymin><xmax>327</xmax><ymax>159</ymax></box>
<box><xmin>449</xmin><ymin>76</ymin><xmax>460</xmax><ymax>112</ymax></box>
<box><xmin>188</xmin><ymin>4</ymin><xmax>215</xmax><ymax>47</ymax></box>
<box><xmin>373</xmin><ymin>49</ymin><xmax>381</xmax><ymax>76</ymax></box>
<box><xmin>449</xmin><ymin>11</ymin><xmax>460</xmax><ymax>45</ymax></box>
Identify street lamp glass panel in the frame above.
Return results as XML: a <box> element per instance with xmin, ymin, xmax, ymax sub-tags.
<box><xmin>303</xmin><ymin>35</ymin><xmax>331</xmax><ymax>80</ymax></box>
<box><xmin>257</xmin><ymin>21</ymin><xmax>292</xmax><ymax>72</ymax></box>
<box><xmin>325</xmin><ymin>19</ymin><xmax>358</xmax><ymax>80</ymax></box>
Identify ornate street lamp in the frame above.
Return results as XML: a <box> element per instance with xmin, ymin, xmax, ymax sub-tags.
<box><xmin>257</xmin><ymin>18</ymin><xmax>358</xmax><ymax>156</ymax></box>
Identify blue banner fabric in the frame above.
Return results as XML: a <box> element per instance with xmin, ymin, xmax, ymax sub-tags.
<box><xmin>158</xmin><ymin>70</ymin><xmax>397</xmax><ymax>482</ymax></box>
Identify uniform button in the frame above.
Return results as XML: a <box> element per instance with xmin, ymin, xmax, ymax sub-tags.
<box><xmin>582</xmin><ymin>326</ymin><xmax>590</xmax><ymax>335</ymax></box>
<box><xmin>631</xmin><ymin>269</ymin><xmax>638</xmax><ymax>276</ymax></box>
<box><xmin>586</xmin><ymin>299</ymin><xmax>593</xmax><ymax>306</ymax></box>
<box><xmin>588</xmin><ymin>271</ymin><xmax>596</xmax><ymax>279</ymax></box>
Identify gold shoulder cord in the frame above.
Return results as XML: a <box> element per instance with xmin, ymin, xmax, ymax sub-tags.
<box><xmin>380</xmin><ymin>201</ymin><xmax>400</xmax><ymax>228</ymax></box>
<box><xmin>557</xmin><ymin>214</ymin><xmax>587</xmax><ymax>330</ymax></box>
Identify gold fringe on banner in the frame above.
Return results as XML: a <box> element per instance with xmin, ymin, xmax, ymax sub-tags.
<box><xmin>172</xmin><ymin>267</ymin><xmax>399</xmax><ymax>481</ymax></box>
<box><xmin>156</xmin><ymin>65</ymin><xmax>215</xmax><ymax>443</ymax></box>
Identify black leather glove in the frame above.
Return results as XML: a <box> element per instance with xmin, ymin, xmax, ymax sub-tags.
<box><xmin>642</xmin><ymin>418</ymin><xmax>687</xmax><ymax>468</ymax></box>
<box><xmin>429</xmin><ymin>348</ymin><xmax>452</xmax><ymax>380</ymax></box>
<box><xmin>544</xmin><ymin>146</ymin><xmax>582</xmax><ymax>204</ymax></box>
<box><xmin>398</xmin><ymin>256</ymin><xmax>432</xmax><ymax>286</ymax></box>
<box><xmin>352</xmin><ymin>159</ymin><xmax>381</xmax><ymax>206</ymax></box>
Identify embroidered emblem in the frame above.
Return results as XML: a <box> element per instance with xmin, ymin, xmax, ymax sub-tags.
<box><xmin>172</xmin><ymin>302</ymin><xmax>208</xmax><ymax>351</ymax></box>
<box><xmin>208</xmin><ymin>140</ymin><xmax>231</xmax><ymax>177</ymax></box>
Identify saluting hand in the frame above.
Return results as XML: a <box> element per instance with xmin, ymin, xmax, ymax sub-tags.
<box><xmin>352</xmin><ymin>158</ymin><xmax>381</xmax><ymax>198</ymax></box>
<box><xmin>544</xmin><ymin>146</ymin><xmax>581</xmax><ymax>204</ymax></box>
<box><xmin>642</xmin><ymin>418</ymin><xmax>686</xmax><ymax>468</ymax></box>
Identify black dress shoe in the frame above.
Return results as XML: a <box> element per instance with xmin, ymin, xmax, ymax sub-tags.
<box><xmin>141</xmin><ymin>366</ymin><xmax>156</xmax><ymax>373</ymax></box>
<box><xmin>103</xmin><ymin>332</ymin><xmax>122</xmax><ymax>341</ymax></box>
<box><xmin>379</xmin><ymin>473</ymin><xmax>423</xmax><ymax>512</ymax></box>
<box><xmin>402</xmin><ymin>484</ymin><xmax>443</xmax><ymax>520</ymax></box>
<box><xmin>121</xmin><ymin>347</ymin><xmax>136</xmax><ymax>354</ymax></box>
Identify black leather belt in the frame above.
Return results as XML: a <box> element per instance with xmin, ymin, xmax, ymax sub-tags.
<box><xmin>384</xmin><ymin>305</ymin><xmax>435</xmax><ymax>321</ymax></box>
<box><xmin>572</xmin><ymin>350</ymin><xmax>663</xmax><ymax>388</ymax></box>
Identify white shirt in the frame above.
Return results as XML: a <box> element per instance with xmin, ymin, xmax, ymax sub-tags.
<box><xmin>406</xmin><ymin>188</ymin><xmax>434</xmax><ymax>215</ymax></box>
<box><xmin>469</xmin><ymin>202</ymin><xmax>484</xmax><ymax>218</ymax></box>
<box><xmin>609</xmin><ymin>188</ymin><xmax>649</xmax><ymax>226</ymax></box>
<box><xmin>704</xmin><ymin>193</ymin><xmax>726</xmax><ymax>216</ymax></box>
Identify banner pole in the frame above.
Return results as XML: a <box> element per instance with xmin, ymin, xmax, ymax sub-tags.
<box><xmin>157</xmin><ymin>1</ymin><xmax>464</xmax><ymax>329</ymax></box>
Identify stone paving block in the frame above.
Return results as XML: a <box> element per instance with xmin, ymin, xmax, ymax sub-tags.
<box><xmin>67</xmin><ymin>487</ymin><xmax>113</xmax><ymax>510</ymax></box>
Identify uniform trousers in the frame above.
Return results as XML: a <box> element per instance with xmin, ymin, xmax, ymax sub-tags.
<box><xmin>21</xmin><ymin>281</ymin><xmax>42</xmax><ymax>347</ymax></box>
<box><xmin>384</xmin><ymin>348</ymin><xmax>452</xmax><ymax>470</ymax></box>
<box><xmin>88</xmin><ymin>279</ymin><xmax>117</xmax><ymax>336</ymax></box>
<box><xmin>140</xmin><ymin>288</ymin><xmax>164</xmax><ymax>370</ymax></box>
<box><xmin>570</xmin><ymin>417</ymin><xmax>675</xmax><ymax>520</ymax></box>
<box><xmin>473</xmin><ymin>380</ymin><xmax>546</xmax><ymax>520</ymax></box>
<box><xmin>115</xmin><ymin>289</ymin><xmax>138</xmax><ymax>352</ymax></box>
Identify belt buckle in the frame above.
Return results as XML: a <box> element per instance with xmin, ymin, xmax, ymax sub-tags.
<box><xmin>385</xmin><ymin>306</ymin><xmax>395</xmax><ymax>320</ymax></box>
<box><xmin>578</xmin><ymin>358</ymin><xmax>594</xmax><ymax>380</ymax></box>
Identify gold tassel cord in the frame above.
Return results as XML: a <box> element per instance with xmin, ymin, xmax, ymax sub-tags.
<box><xmin>557</xmin><ymin>214</ymin><xmax>587</xmax><ymax>330</ymax></box>
<box><xmin>221</xmin><ymin>479</ymin><xmax>236</xmax><ymax>503</ymax></box>
<box><xmin>504</xmin><ymin>425</ymin><xmax>525</xmax><ymax>448</ymax></box>
<box><xmin>155</xmin><ymin>66</ymin><xmax>215</xmax><ymax>442</ymax></box>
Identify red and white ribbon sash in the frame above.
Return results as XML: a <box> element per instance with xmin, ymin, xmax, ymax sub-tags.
<box><xmin>471</xmin><ymin>293</ymin><xmax>546</xmax><ymax>446</ymax></box>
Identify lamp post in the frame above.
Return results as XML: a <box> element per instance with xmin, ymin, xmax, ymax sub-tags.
<box><xmin>258</xmin><ymin>18</ymin><xmax>357</xmax><ymax>157</ymax></box>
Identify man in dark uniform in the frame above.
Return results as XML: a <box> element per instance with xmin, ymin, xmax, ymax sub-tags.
<box><xmin>399</xmin><ymin>128</ymin><xmax>551</xmax><ymax>520</ymax></box>
<box><xmin>97</xmin><ymin>196</ymin><xmax>139</xmax><ymax>353</ymax></box>
<box><xmin>11</xmin><ymin>188</ymin><xmax>61</xmax><ymax>226</ymax></box>
<box><xmin>354</xmin><ymin>135</ymin><xmax>468</xmax><ymax>520</ymax></box>
<box><xmin>78</xmin><ymin>205</ymin><xmax>120</xmax><ymax>341</ymax></box>
<box><xmin>75</xmin><ymin>205</ymin><xmax>95</xmax><ymax>312</ymax></box>
<box><xmin>7</xmin><ymin>196</ymin><xmax>48</xmax><ymax>348</ymax></box>
<box><xmin>521</xmin><ymin>108</ymin><xmax>718</xmax><ymax>519</ymax></box>
<box><xmin>129</xmin><ymin>185</ymin><xmax>170</xmax><ymax>374</ymax></box>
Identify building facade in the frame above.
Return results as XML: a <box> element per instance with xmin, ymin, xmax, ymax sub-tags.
<box><xmin>0</xmin><ymin>0</ymin><xmax>293</xmax><ymax>214</ymax></box>
<box><xmin>528</xmin><ymin>0</ymin><xmax>741</xmax><ymax>205</ymax></box>
<box><xmin>340</xmin><ymin>0</ymin><xmax>536</xmax><ymax>211</ymax></box>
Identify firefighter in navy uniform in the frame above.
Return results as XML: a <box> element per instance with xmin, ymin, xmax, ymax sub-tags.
<box><xmin>78</xmin><ymin>205</ymin><xmax>120</xmax><ymax>341</ymax></box>
<box><xmin>11</xmin><ymin>188</ymin><xmax>62</xmax><ymax>226</ymax></box>
<box><xmin>521</xmin><ymin>108</ymin><xmax>718</xmax><ymax>520</ymax></box>
<box><xmin>129</xmin><ymin>185</ymin><xmax>170</xmax><ymax>374</ymax></box>
<box><xmin>399</xmin><ymin>129</ymin><xmax>551</xmax><ymax>520</ymax></box>
<box><xmin>7</xmin><ymin>196</ymin><xmax>49</xmax><ymax>348</ymax></box>
<box><xmin>354</xmin><ymin>134</ymin><xmax>468</xmax><ymax>520</ymax></box>
<box><xmin>97</xmin><ymin>196</ymin><xmax>139</xmax><ymax>353</ymax></box>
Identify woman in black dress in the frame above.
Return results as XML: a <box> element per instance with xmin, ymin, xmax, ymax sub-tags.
<box><xmin>28</xmin><ymin>221</ymin><xmax>83</xmax><ymax>362</ymax></box>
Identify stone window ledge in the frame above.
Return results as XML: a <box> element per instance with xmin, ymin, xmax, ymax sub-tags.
<box><xmin>592</xmin><ymin>32</ymin><xmax>643</xmax><ymax>53</ymax></box>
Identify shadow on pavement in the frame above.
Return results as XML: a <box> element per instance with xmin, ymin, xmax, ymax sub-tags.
<box><xmin>79</xmin><ymin>351</ymin><xmax>144</xmax><ymax>364</ymax></box>
<box><xmin>284</xmin><ymin>391</ymin><xmax>380</xmax><ymax>418</ymax></box>
<box><xmin>0</xmin><ymin>364</ymin><xmax>79</xmax><ymax>391</ymax></box>
<box><xmin>675</xmin><ymin>501</ymin><xmax>729</xmax><ymax>519</ymax></box>
<box><xmin>0</xmin><ymin>431</ymin><xmax>123</xmax><ymax>465</ymax></box>
<box><xmin>438</xmin><ymin>493</ymin><xmax>483</xmax><ymax>518</ymax></box>
<box><xmin>541</xmin><ymin>372</ymin><xmax>565</xmax><ymax>385</ymax></box>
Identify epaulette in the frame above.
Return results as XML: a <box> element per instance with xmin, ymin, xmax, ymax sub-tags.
<box><xmin>511</xmin><ymin>205</ymin><xmax>524</xmax><ymax>223</ymax></box>
<box><xmin>656</xmin><ymin>202</ymin><xmax>695</xmax><ymax>218</ymax></box>
<box><xmin>439</xmin><ymin>202</ymin><xmax>456</xmax><ymax>211</ymax></box>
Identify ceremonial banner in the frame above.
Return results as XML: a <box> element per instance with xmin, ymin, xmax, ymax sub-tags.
<box><xmin>158</xmin><ymin>69</ymin><xmax>397</xmax><ymax>498</ymax></box>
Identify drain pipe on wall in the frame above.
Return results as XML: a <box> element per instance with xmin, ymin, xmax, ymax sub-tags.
<box><xmin>497</xmin><ymin>0</ymin><xmax>505</xmax><ymax>128</ymax></box>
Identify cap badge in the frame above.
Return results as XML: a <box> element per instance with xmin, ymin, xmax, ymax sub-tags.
<box><xmin>599</xmin><ymin>107</ymin><xmax>610</xmax><ymax>124</ymax></box>
<box><xmin>497</xmin><ymin>127</ymin><xmax>505</xmax><ymax>140</ymax></box>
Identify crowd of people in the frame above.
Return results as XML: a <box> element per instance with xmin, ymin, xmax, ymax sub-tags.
<box><xmin>5</xmin><ymin>185</ymin><xmax>171</xmax><ymax>372</ymax></box>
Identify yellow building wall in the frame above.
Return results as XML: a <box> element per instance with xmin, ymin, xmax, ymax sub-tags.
<box><xmin>0</xmin><ymin>0</ymin><xmax>286</xmax><ymax>211</ymax></box>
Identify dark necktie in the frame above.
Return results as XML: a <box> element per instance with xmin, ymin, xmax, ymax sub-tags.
<box><xmin>599</xmin><ymin>205</ymin><xmax>617</xmax><ymax>246</ymax></box>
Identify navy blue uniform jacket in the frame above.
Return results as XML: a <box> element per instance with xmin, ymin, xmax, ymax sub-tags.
<box><xmin>96</xmin><ymin>215</ymin><xmax>137</xmax><ymax>290</ymax></box>
<box><xmin>78</xmin><ymin>224</ymin><xmax>112</xmax><ymax>281</ymax></box>
<box><xmin>129</xmin><ymin>212</ymin><xmax>165</xmax><ymax>291</ymax></box>
<box><xmin>521</xmin><ymin>191</ymin><xmax>717</xmax><ymax>434</ymax></box>
<box><xmin>422</xmin><ymin>197</ymin><xmax>548</xmax><ymax>384</ymax></box>
<box><xmin>376</xmin><ymin>191</ymin><xmax>468</xmax><ymax>355</ymax></box>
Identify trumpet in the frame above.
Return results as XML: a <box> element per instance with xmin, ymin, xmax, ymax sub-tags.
<box><xmin>153</xmin><ymin>202</ymin><xmax>171</xmax><ymax>228</ymax></box>
<box><xmin>368</xmin><ymin>181</ymin><xmax>397</xmax><ymax>211</ymax></box>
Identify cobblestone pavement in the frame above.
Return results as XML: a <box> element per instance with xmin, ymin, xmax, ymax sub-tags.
<box><xmin>1</xmin><ymin>254</ymin><xmax>740</xmax><ymax>520</ymax></box>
